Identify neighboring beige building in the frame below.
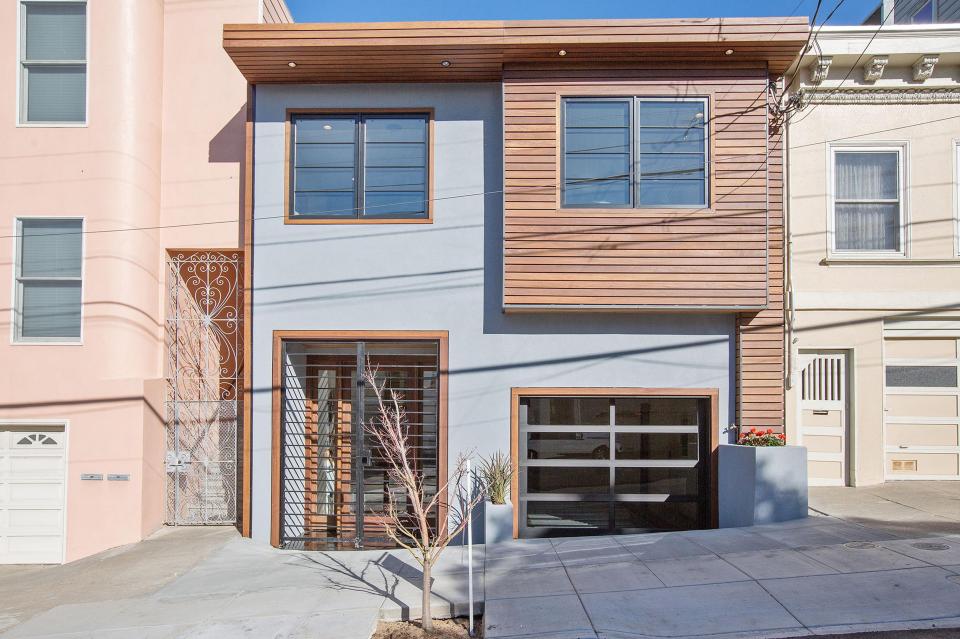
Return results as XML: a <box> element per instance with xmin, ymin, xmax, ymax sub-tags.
<box><xmin>786</xmin><ymin>24</ymin><xmax>960</xmax><ymax>486</ymax></box>
<box><xmin>0</xmin><ymin>0</ymin><xmax>289</xmax><ymax>564</ymax></box>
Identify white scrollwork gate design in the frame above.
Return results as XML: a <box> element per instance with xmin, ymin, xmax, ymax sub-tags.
<box><xmin>165</xmin><ymin>250</ymin><xmax>242</xmax><ymax>525</ymax></box>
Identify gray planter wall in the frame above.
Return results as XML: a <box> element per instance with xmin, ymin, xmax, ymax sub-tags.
<box><xmin>483</xmin><ymin>501</ymin><xmax>514</xmax><ymax>545</ymax></box>
<box><xmin>719</xmin><ymin>444</ymin><xmax>808</xmax><ymax>528</ymax></box>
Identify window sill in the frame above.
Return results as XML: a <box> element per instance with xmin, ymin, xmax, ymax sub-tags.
<box><xmin>16</xmin><ymin>122</ymin><xmax>87</xmax><ymax>128</ymax></box>
<box><xmin>284</xmin><ymin>215</ymin><xmax>433</xmax><ymax>225</ymax></box>
<box><xmin>820</xmin><ymin>257</ymin><xmax>960</xmax><ymax>265</ymax></box>
<box><xmin>11</xmin><ymin>340</ymin><xmax>83</xmax><ymax>346</ymax></box>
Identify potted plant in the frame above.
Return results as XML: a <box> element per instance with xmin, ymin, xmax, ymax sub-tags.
<box><xmin>718</xmin><ymin>427</ymin><xmax>808</xmax><ymax>528</ymax></box>
<box><xmin>478</xmin><ymin>451</ymin><xmax>513</xmax><ymax>544</ymax></box>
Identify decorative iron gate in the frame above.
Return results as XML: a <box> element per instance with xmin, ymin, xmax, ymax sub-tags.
<box><xmin>165</xmin><ymin>250</ymin><xmax>243</xmax><ymax>525</ymax></box>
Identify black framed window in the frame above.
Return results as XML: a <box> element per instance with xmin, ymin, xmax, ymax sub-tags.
<box><xmin>290</xmin><ymin>113</ymin><xmax>429</xmax><ymax>220</ymax></box>
<box><xmin>561</xmin><ymin>97</ymin><xmax>708</xmax><ymax>209</ymax></box>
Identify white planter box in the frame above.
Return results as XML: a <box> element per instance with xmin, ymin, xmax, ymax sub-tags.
<box><xmin>719</xmin><ymin>444</ymin><xmax>808</xmax><ymax>528</ymax></box>
<box><xmin>483</xmin><ymin>501</ymin><xmax>513</xmax><ymax>544</ymax></box>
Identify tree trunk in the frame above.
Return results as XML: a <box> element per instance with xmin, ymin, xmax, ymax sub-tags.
<box><xmin>422</xmin><ymin>561</ymin><xmax>432</xmax><ymax>632</ymax></box>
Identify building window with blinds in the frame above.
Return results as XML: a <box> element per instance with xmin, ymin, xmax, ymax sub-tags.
<box><xmin>831</xmin><ymin>147</ymin><xmax>904</xmax><ymax>254</ymax></box>
<box><xmin>14</xmin><ymin>218</ymin><xmax>83</xmax><ymax>342</ymax></box>
<box><xmin>289</xmin><ymin>112</ymin><xmax>430</xmax><ymax>221</ymax></box>
<box><xmin>19</xmin><ymin>1</ymin><xmax>87</xmax><ymax>125</ymax></box>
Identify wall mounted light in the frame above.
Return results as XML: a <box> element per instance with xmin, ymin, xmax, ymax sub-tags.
<box><xmin>287</xmin><ymin>61</ymin><xmax>297</xmax><ymax>67</ymax></box>
<box><xmin>724</xmin><ymin>49</ymin><xmax>734</xmax><ymax>55</ymax></box>
<box><xmin>440</xmin><ymin>60</ymin><xmax>451</xmax><ymax>67</ymax></box>
<box><xmin>558</xmin><ymin>49</ymin><xmax>567</xmax><ymax>56</ymax></box>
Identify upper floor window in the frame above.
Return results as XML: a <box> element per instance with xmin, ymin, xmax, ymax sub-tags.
<box><xmin>561</xmin><ymin>97</ymin><xmax>708</xmax><ymax>209</ymax></box>
<box><xmin>289</xmin><ymin>112</ymin><xmax>430</xmax><ymax>222</ymax></box>
<box><xmin>911</xmin><ymin>0</ymin><xmax>935</xmax><ymax>23</ymax></box>
<box><xmin>14</xmin><ymin>218</ymin><xmax>83</xmax><ymax>342</ymax></box>
<box><xmin>19</xmin><ymin>1</ymin><xmax>87</xmax><ymax>125</ymax></box>
<box><xmin>831</xmin><ymin>147</ymin><xmax>904</xmax><ymax>254</ymax></box>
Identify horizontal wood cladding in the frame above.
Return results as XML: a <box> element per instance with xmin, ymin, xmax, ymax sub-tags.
<box><xmin>737</xmin><ymin>121</ymin><xmax>785</xmax><ymax>430</ymax></box>
<box><xmin>502</xmin><ymin>66</ymin><xmax>772</xmax><ymax>309</ymax></box>
<box><xmin>223</xmin><ymin>18</ymin><xmax>808</xmax><ymax>82</ymax></box>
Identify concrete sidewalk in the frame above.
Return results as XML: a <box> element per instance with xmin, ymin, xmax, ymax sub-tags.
<box><xmin>483</xmin><ymin>515</ymin><xmax>960</xmax><ymax>639</ymax></box>
<box><xmin>810</xmin><ymin>482</ymin><xmax>960</xmax><ymax>537</ymax></box>
<box><xmin>2</xmin><ymin>513</ymin><xmax>960</xmax><ymax>638</ymax></box>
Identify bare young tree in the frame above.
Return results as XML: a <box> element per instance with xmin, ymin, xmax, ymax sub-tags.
<box><xmin>363</xmin><ymin>366</ymin><xmax>482</xmax><ymax>632</ymax></box>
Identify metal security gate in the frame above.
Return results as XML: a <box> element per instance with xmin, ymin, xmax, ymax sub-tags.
<box><xmin>278</xmin><ymin>339</ymin><xmax>440</xmax><ymax>550</ymax></box>
<box><xmin>165</xmin><ymin>250</ymin><xmax>242</xmax><ymax>525</ymax></box>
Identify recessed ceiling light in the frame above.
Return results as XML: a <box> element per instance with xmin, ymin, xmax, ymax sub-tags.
<box><xmin>287</xmin><ymin>61</ymin><xmax>297</xmax><ymax>67</ymax></box>
<box><xmin>558</xmin><ymin>49</ymin><xmax>567</xmax><ymax>56</ymax></box>
<box><xmin>440</xmin><ymin>60</ymin><xmax>451</xmax><ymax>67</ymax></box>
<box><xmin>322</xmin><ymin>124</ymin><xmax>333</xmax><ymax>130</ymax></box>
<box><xmin>724</xmin><ymin>49</ymin><xmax>734</xmax><ymax>55</ymax></box>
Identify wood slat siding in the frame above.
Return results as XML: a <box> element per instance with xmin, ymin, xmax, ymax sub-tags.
<box><xmin>223</xmin><ymin>18</ymin><xmax>809</xmax><ymax>83</ymax></box>
<box><xmin>737</xmin><ymin>121</ymin><xmax>784</xmax><ymax>430</ymax></box>
<box><xmin>261</xmin><ymin>0</ymin><xmax>293</xmax><ymax>25</ymax></box>
<box><xmin>502</xmin><ymin>65</ymin><xmax>770</xmax><ymax>309</ymax></box>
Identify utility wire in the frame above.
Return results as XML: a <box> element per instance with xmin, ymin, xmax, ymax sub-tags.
<box><xmin>790</xmin><ymin>2</ymin><xmax>895</xmax><ymax>124</ymax></box>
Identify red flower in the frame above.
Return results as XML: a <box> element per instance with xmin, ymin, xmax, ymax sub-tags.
<box><xmin>766</xmin><ymin>428</ymin><xmax>774</xmax><ymax>434</ymax></box>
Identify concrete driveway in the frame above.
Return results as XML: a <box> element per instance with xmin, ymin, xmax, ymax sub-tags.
<box><xmin>2</xmin><ymin>487</ymin><xmax>960</xmax><ymax>639</ymax></box>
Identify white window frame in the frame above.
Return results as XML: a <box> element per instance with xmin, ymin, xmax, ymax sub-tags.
<box><xmin>10</xmin><ymin>216</ymin><xmax>85</xmax><ymax>345</ymax></box>
<box><xmin>910</xmin><ymin>0</ymin><xmax>937</xmax><ymax>23</ymax></box>
<box><xmin>16</xmin><ymin>0</ymin><xmax>89</xmax><ymax>127</ymax></box>
<box><xmin>954</xmin><ymin>140</ymin><xmax>959</xmax><ymax>257</ymax></box>
<box><xmin>827</xmin><ymin>143</ymin><xmax>908</xmax><ymax>259</ymax></box>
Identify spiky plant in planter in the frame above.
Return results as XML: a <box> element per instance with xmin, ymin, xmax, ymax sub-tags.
<box><xmin>479</xmin><ymin>451</ymin><xmax>512</xmax><ymax>505</ymax></box>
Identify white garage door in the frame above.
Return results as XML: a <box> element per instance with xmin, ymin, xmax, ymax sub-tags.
<box><xmin>0</xmin><ymin>426</ymin><xmax>66</xmax><ymax>564</ymax></box>
<box><xmin>884</xmin><ymin>321</ymin><xmax>960</xmax><ymax>480</ymax></box>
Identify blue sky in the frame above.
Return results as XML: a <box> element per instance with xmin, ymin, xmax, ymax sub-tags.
<box><xmin>285</xmin><ymin>0</ymin><xmax>879</xmax><ymax>26</ymax></box>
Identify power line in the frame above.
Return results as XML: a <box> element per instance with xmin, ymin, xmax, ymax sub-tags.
<box><xmin>790</xmin><ymin>1</ymin><xmax>894</xmax><ymax>124</ymax></box>
<box><xmin>5</xmin><ymin>96</ymin><xmax>958</xmax><ymax>241</ymax></box>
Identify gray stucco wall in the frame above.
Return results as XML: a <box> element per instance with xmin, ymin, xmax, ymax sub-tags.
<box><xmin>250</xmin><ymin>83</ymin><xmax>737</xmax><ymax>543</ymax></box>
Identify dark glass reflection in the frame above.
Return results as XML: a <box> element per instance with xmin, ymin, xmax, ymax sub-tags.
<box><xmin>527</xmin><ymin>467</ymin><xmax>608</xmax><ymax>494</ymax></box>
<box><xmin>526</xmin><ymin>398</ymin><xmax>610</xmax><ymax>426</ymax></box>
<box><xmin>616</xmin><ymin>433</ymin><xmax>698</xmax><ymax>460</ymax></box>
<box><xmin>615</xmin><ymin>502</ymin><xmax>699</xmax><ymax>531</ymax></box>
<box><xmin>527</xmin><ymin>432</ymin><xmax>610</xmax><ymax>459</ymax></box>
<box><xmin>615</xmin><ymin>467</ymin><xmax>699</xmax><ymax>496</ymax></box>
<box><xmin>615</xmin><ymin>397</ymin><xmax>705</xmax><ymax>426</ymax></box>
<box><xmin>527</xmin><ymin>501</ymin><xmax>608</xmax><ymax>529</ymax></box>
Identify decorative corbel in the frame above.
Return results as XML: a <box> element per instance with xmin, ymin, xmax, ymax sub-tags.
<box><xmin>863</xmin><ymin>55</ymin><xmax>889</xmax><ymax>82</ymax></box>
<box><xmin>809</xmin><ymin>56</ymin><xmax>832</xmax><ymax>85</ymax></box>
<box><xmin>912</xmin><ymin>54</ymin><xmax>939</xmax><ymax>81</ymax></box>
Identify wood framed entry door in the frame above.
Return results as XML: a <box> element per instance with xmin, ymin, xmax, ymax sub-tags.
<box><xmin>276</xmin><ymin>338</ymin><xmax>441</xmax><ymax>550</ymax></box>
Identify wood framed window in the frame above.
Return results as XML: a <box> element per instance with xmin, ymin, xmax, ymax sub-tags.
<box><xmin>18</xmin><ymin>0</ymin><xmax>87</xmax><ymax>125</ymax></box>
<box><xmin>13</xmin><ymin>217</ymin><xmax>83</xmax><ymax>343</ymax></box>
<box><xmin>285</xmin><ymin>109</ymin><xmax>433</xmax><ymax>224</ymax></box>
<box><xmin>829</xmin><ymin>145</ymin><xmax>906</xmax><ymax>256</ymax></box>
<box><xmin>561</xmin><ymin>97</ymin><xmax>709</xmax><ymax>209</ymax></box>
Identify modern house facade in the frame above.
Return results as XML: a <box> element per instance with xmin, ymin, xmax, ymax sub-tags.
<box><xmin>0</xmin><ymin>0</ymin><xmax>290</xmax><ymax>564</ymax></box>
<box><xmin>784</xmin><ymin>25</ymin><xmax>960</xmax><ymax>486</ymax></box>
<box><xmin>224</xmin><ymin>19</ymin><xmax>807</xmax><ymax>548</ymax></box>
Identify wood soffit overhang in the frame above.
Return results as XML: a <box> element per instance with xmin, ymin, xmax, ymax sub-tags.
<box><xmin>223</xmin><ymin>18</ymin><xmax>811</xmax><ymax>83</ymax></box>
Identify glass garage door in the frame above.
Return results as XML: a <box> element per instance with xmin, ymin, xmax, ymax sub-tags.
<box><xmin>518</xmin><ymin>395</ymin><xmax>711</xmax><ymax>538</ymax></box>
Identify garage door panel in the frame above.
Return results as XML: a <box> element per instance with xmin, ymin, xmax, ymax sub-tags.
<box><xmin>887</xmin><ymin>453</ymin><xmax>959</xmax><ymax>477</ymax></box>
<box><xmin>886</xmin><ymin>424</ymin><xmax>959</xmax><ymax>448</ymax></box>
<box><xmin>8</xmin><ymin>455</ymin><xmax>65</xmax><ymax>476</ymax></box>
<box><xmin>519</xmin><ymin>394</ymin><xmax>712</xmax><ymax>538</ymax></box>
<box><xmin>886</xmin><ymin>394</ymin><xmax>957</xmax><ymax>418</ymax></box>
<box><xmin>885</xmin><ymin>338</ymin><xmax>956</xmax><ymax>359</ymax></box>
<box><xmin>0</xmin><ymin>426</ymin><xmax>66</xmax><ymax>564</ymax></box>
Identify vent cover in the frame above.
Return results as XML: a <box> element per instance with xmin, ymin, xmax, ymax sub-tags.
<box><xmin>891</xmin><ymin>459</ymin><xmax>918</xmax><ymax>472</ymax></box>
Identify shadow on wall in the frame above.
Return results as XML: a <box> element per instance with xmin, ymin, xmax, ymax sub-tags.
<box><xmin>209</xmin><ymin>106</ymin><xmax>246</xmax><ymax>164</ymax></box>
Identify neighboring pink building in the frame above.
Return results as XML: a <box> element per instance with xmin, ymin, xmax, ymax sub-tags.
<box><xmin>0</xmin><ymin>0</ymin><xmax>290</xmax><ymax>564</ymax></box>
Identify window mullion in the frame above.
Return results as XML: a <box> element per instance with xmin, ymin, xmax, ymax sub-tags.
<box><xmin>356</xmin><ymin>115</ymin><xmax>364</xmax><ymax>219</ymax></box>
<box><xmin>632</xmin><ymin>97</ymin><xmax>639</xmax><ymax>209</ymax></box>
